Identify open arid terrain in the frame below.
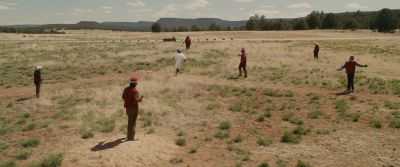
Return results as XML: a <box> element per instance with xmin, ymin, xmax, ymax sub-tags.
<box><xmin>0</xmin><ymin>30</ymin><xmax>400</xmax><ymax>167</ymax></box>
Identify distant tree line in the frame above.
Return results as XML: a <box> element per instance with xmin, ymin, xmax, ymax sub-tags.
<box><xmin>245</xmin><ymin>8</ymin><xmax>400</xmax><ymax>33</ymax></box>
<box><xmin>0</xmin><ymin>27</ymin><xmax>65</xmax><ymax>34</ymax></box>
<box><xmin>152</xmin><ymin>22</ymin><xmax>244</xmax><ymax>33</ymax></box>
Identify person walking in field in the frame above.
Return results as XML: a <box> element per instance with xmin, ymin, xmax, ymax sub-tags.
<box><xmin>337</xmin><ymin>56</ymin><xmax>368</xmax><ymax>93</ymax></box>
<box><xmin>313</xmin><ymin>43</ymin><xmax>320</xmax><ymax>60</ymax></box>
<box><xmin>33</xmin><ymin>66</ymin><xmax>43</xmax><ymax>98</ymax></box>
<box><xmin>184</xmin><ymin>36</ymin><xmax>191</xmax><ymax>50</ymax></box>
<box><xmin>175</xmin><ymin>49</ymin><xmax>187</xmax><ymax>76</ymax></box>
<box><xmin>238</xmin><ymin>48</ymin><xmax>247</xmax><ymax>78</ymax></box>
<box><xmin>122</xmin><ymin>76</ymin><xmax>144</xmax><ymax>141</ymax></box>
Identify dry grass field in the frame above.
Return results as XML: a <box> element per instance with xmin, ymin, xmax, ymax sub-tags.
<box><xmin>0</xmin><ymin>30</ymin><xmax>400</xmax><ymax>167</ymax></box>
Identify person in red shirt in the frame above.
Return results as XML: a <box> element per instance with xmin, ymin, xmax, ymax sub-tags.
<box><xmin>338</xmin><ymin>56</ymin><xmax>368</xmax><ymax>93</ymax></box>
<box><xmin>238</xmin><ymin>48</ymin><xmax>247</xmax><ymax>78</ymax></box>
<box><xmin>122</xmin><ymin>76</ymin><xmax>144</xmax><ymax>141</ymax></box>
<box><xmin>33</xmin><ymin>66</ymin><xmax>43</xmax><ymax>98</ymax></box>
<box><xmin>314</xmin><ymin>43</ymin><xmax>320</xmax><ymax>60</ymax></box>
<box><xmin>184</xmin><ymin>36</ymin><xmax>191</xmax><ymax>50</ymax></box>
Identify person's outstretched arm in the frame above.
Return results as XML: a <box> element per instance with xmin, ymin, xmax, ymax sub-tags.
<box><xmin>337</xmin><ymin>63</ymin><xmax>346</xmax><ymax>71</ymax></box>
<box><xmin>356</xmin><ymin>62</ymin><xmax>368</xmax><ymax>67</ymax></box>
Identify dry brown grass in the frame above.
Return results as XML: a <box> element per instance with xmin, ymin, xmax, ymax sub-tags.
<box><xmin>0</xmin><ymin>30</ymin><xmax>400</xmax><ymax>167</ymax></box>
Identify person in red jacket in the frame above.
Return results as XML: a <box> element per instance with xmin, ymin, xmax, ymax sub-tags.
<box><xmin>338</xmin><ymin>56</ymin><xmax>368</xmax><ymax>93</ymax></box>
<box><xmin>184</xmin><ymin>36</ymin><xmax>191</xmax><ymax>50</ymax></box>
<box><xmin>238</xmin><ymin>48</ymin><xmax>247</xmax><ymax>78</ymax></box>
<box><xmin>33</xmin><ymin>66</ymin><xmax>43</xmax><ymax>98</ymax></box>
<box><xmin>313</xmin><ymin>43</ymin><xmax>320</xmax><ymax>60</ymax></box>
<box><xmin>122</xmin><ymin>76</ymin><xmax>144</xmax><ymax>141</ymax></box>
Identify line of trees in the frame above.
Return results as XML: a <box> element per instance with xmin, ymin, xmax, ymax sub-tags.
<box><xmin>246</xmin><ymin>8</ymin><xmax>400</xmax><ymax>33</ymax></box>
<box><xmin>152</xmin><ymin>23</ymin><xmax>243</xmax><ymax>32</ymax></box>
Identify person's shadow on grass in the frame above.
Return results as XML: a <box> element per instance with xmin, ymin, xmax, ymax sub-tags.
<box><xmin>90</xmin><ymin>138</ymin><xmax>126</xmax><ymax>152</ymax></box>
<box><xmin>335</xmin><ymin>90</ymin><xmax>352</xmax><ymax>96</ymax></box>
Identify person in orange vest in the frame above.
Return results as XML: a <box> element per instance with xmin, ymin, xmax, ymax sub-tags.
<box><xmin>33</xmin><ymin>66</ymin><xmax>43</xmax><ymax>98</ymax></box>
<box><xmin>337</xmin><ymin>56</ymin><xmax>368</xmax><ymax>93</ymax></box>
<box><xmin>184</xmin><ymin>36</ymin><xmax>191</xmax><ymax>50</ymax></box>
<box><xmin>238</xmin><ymin>48</ymin><xmax>247</xmax><ymax>78</ymax></box>
<box><xmin>122</xmin><ymin>76</ymin><xmax>144</xmax><ymax>141</ymax></box>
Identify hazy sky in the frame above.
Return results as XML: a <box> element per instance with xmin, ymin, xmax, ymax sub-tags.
<box><xmin>0</xmin><ymin>0</ymin><xmax>399</xmax><ymax>25</ymax></box>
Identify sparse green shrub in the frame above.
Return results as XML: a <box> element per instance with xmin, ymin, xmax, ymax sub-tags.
<box><xmin>389</xmin><ymin>111</ymin><xmax>400</xmax><ymax>128</ymax></box>
<box><xmin>256</xmin><ymin>115</ymin><xmax>265</xmax><ymax>122</ymax></box>
<box><xmin>370</xmin><ymin>119</ymin><xmax>382</xmax><ymax>129</ymax></box>
<box><xmin>389</xmin><ymin>80</ymin><xmax>400</xmax><ymax>95</ymax></box>
<box><xmin>94</xmin><ymin>117</ymin><xmax>115</xmax><ymax>133</ymax></box>
<box><xmin>233</xmin><ymin>135</ymin><xmax>243</xmax><ymax>143</ymax></box>
<box><xmin>30</xmin><ymin>153</ymin><xmax>63</xmax><ymax>167</ymax></box>
<box><xmin>384</xmin><ymin>101</ymin><xmax>400</xmax><ymax>110</ymax></box>
<box><xmin>335</xmin><ymin>99</ymin><xmax>349</xmax><ymax>113</ymax></box>
<box><xmin>308</xmin><ymin>110</ymin><xmax>322</xmax><ymax>119</ymax></box>
<box><xmin>281</xmin><ymin>131</ymin><xmax>301</xmax><ymax>144</ymax></box>
<box><xmin>296</xmin><ymin>160</ymin><xmax>311</xmax><ymax>167</ymax></box>
<box><xmin>214</xmin><ymin>130</ymin><xmax>230</xmax><ymax>139</ymax></box>
<box><xmin>230</xmin><ymin>103</ymin><xmax>242</xmax><ymax>112</ymax></box>
<box><xmin>16</xmin><ymin>149</ymin><xmax>32</xmax><ymax>160</ymax></box>
<box><xmin>177</xmin><ymin>131</ymin><xmax>185</xmax><ymax>137</ymax></box>
<box><xmin>0</xmin><ymin>161</ymin><xmax>16</xmax><ymax>167</ymax></box>
<box><xmin>189</xmin><ymin>148</ymin><xmax>197</xmax><ymax>154</ymax></box>
<box><xmin>0</xmin><ymin>140</ymin><xmax>8</xmax><ymax>153</ymax></box>
<box><xmin>276</xmin><ymin>159</ymin><xmax>288</xmax><ymax>167</ymax></box>
<box><xmin>256</xmin><ymin>137</ymin><xmax>272</xmax><ymax>147</ymax></box>
<box><xmin>175</xmin><ymin>138</ymin><xmax>186</xmax><ymax>146</ymax></box>
<box><xmin>20</xmin><ymin>139</ymin><xmax>40</xmax><ymax>148</ymax></box>
<box><xmin>258</xmin><ymin>162</ymin><xmax>270</xmax><ymax>167</ymax></box>
<box><xmin>79</xmin><ymin>128</ymin><xmax>94</xmax><ymax>139</ymax></box>
<box><xmin>367</xmin><ymin>78</ymin><xmax>387</xmax><ymax>94</ymax></box>
<box><xmin>169</xmin><ymin>157</ymin><xmax>183</xmax><ymax>164</ymax></box>
<box><xmin>293</xmin><ymin>126</ymin><xmax>310</xmax><ymax>135</ymax></box>
<box><xmin>22</xmin><ymin>123</ymin><xmax>36</xmax><ymax>132</ymax></box>
<box><xmin>218</xmin><ymin>121</ymin><xmax>231</xmax><ymax>130</ymax></box>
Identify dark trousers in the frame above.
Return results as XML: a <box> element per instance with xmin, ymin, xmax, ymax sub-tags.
<box><xmin>186</xmin><ymin>43</ymin><xmax>191</xmax><ymax>50</ymax></box>
<box><xmin>347</xmin><ymin>73</ymin><xmax>355</xmax><ymax>91</ymax></box>
<box><xmin>35</xmin><ymin>83</ymin><xmax>41</xmax><ymax>98</ymax></box>
<box><xmin>314</xmin><ymin>52</ymin><xmax>319</xmax><ymax>59</ymax></box>
<box><xmin>126</xmin><ymin>108</ymin><xmax>138</xmax><ymax>140</ymax></box>
<box><xmin>239</xmin><ymin>63</ymin><xmax>247</xmax><ymax>77</ymax></box>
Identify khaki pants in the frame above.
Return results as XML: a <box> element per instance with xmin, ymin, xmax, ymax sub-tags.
<box><xmin>126</xmin><ymin>107</ymin><xmax>138</xmax><ymax>140</ymax></box>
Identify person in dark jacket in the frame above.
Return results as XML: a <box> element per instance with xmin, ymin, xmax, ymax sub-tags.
<box><xmin>238</xmin><ymin>48</ymin><xmax>247</xmax><ymax>78</ymax></box>
<box><xmin>122</xmin><ymin>76</ymin><xmax>144</xmax><ymax>141</ymax></box>
<box><xmin>314</xmin><ymin>43</ymin><xmax>320</xmax><ymax>60</ymax></box>
<box><xmin>33</xmin><ymin>66</ymin><xmax>43</xmax><ymax>98</ymax></box>
<box><xmin>184</xmin><ymin>36</ymin><xmax>191</xmax><ymax>50</ymax></box>
<box><xmin>337</xmin><ymin>56</ymin><xmax>368</xmax><ymax>93</ymax></box>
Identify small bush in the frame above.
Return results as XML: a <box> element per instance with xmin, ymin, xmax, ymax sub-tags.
<box><xmin>233</xmin><ymin>135</ymin><xmax>243</xmax><ymax>143</ymax></box>
<box><xmin>22</xmin><ymin>123</ymin><xmax>36</xmax><ymax>132</ymax></box>
<box><xmin>293</xmin><ymin>126</ymin><xmax>310</xmax><ymax>135</ymax></box>
<box><xmin>256</xmin><ymin>137</ymin><xmax>272</xmax><ymax>147</ymax></box>
<box><xmin>20</xmin><ymin>139</ymin><xmax>40</xmax><ymax>148</ymax></box>
<box><xmin>370</xmin><ymin>119</ymin><xmax>382</xmax><ymax>129</ymax></box>
<box><xmin>389</xmin><ymin>112</ymin><xmax>400</xmax><ymax>128</ymax></box>
<box><xmin>258</xmin><ymin>162</ymin><xmax>270</xmax><ymax>167</ymax></box>
<box><xmin>177</xmin><ymin>131</ymin><xmax>185</xmax><ymax>137</ymax></box>
<box><xmin>0</xmin><ymin>161</ymin><xmax>16</xmax><ymax>167</ymax></box>
<box><xmin>79</xmin><ymin>129</ymin><xmax>94</xmax><ymax>139</ymax></box>
<box><xmin>384</xmin><ymin>101</ymin><xmax>400</xmax><ymax>110</ymax></box>
<box><xmin>308</xmin><ymin>110</ymin><xmax>322</xmax><ymax>119</ymax></box>
<box><xmin>188</xmin><ymin>148</ymin><xmax>197</xmax><ymax>154</ymax></box>
<box><xmin>16</xmin><ymin>149</ymin><xmax>32</xmax><ymax>160</ymax></box>
<box><xmin>0</xmin><ymin>140</ymin><xmax>8</xmax><ymax>153</ymax></box>
<box><xmin>281</xmin><ymin>131</ymin><xmax>301</xmax><ymax>144</ymax></box>
<box><xmin>335</xmin><ymin>99</ymin><xmax>349</xmax><ymax>113</ymax></box>
<box><xmin>218</xmin><ymin>121</ymin><xmax>231</xmax><ymax>130</ymax></box>
<box><xmin>214</xmin><ymin>130</ymin><xmax>230</xmax><ymax>139</ymax></box>
<box><xmin>256</xmin><ymin>115</ymin><xmax>265</xmax><ymax>122</ymax></box>
<box><xmin>175</xmin><ymin>138</ymin><xmax>186</xmax><ymax>147</ymax></box>
<box><xmin>30</xmin><ymin>153</ymin><xmax>63</xmax><ymax>167</ymax></box>
<box><xmin>296</xmin><ymin>160</ymin><xmax>311</xmax><ymax>167</ymax></box>
<box><xmin>95</xmin><ymin>117</ymin><xmax>115</xmax><ymax>133</ymax></box>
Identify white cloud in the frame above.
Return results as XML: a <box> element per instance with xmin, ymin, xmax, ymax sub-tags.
<box><xmin>72</xmin><ymin>8</ymin><xmax>94</xmax><ymax>16</ymax></box>
<box><xmin>127</xmin><ymin>0</ymin><xmax>145</xmax><ymax>7</ymax></box>
<box><xmin>345</xmin><ymin>3</ymin><xmax>368</xmax><ymax>10</ymax></box>
<box><xmin>153</xmin><ymin>4</ymin><xmax>177</xmax><ymax>18</ymax></box>
<box><xmin>184</xmin><ymin>0</ymin><xmax>209</xmax><ymax>10</ymax></box>
<box><xmin>101</xmin><ymin>6</ymin><xmax>112</xmax><ymax>10</ymax></box>
<box><xmin>0</xmin><ymin>5</ymin><xmax>9</xmax><ymax>10</ymax></box>
<box><xmin>288</xmin><ymin>2</ymin><xmax>312</xmax><ymax>9</ymax></box>
<box><xmin>234</xmin><ymin>0</ymin><xmax>254</xmax><ymax>3</ymax></box>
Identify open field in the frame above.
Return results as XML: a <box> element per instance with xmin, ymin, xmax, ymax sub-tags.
<box><xmin>0</xmin><ymin>30</ymin><xmax>400</xmax><ymax>167</ymax></box>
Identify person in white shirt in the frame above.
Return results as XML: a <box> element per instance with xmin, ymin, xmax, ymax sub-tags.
<box><xmin>175</xmin><ymin>49</ymin><xmax>187</xmax><ymax>76</ymax></box>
